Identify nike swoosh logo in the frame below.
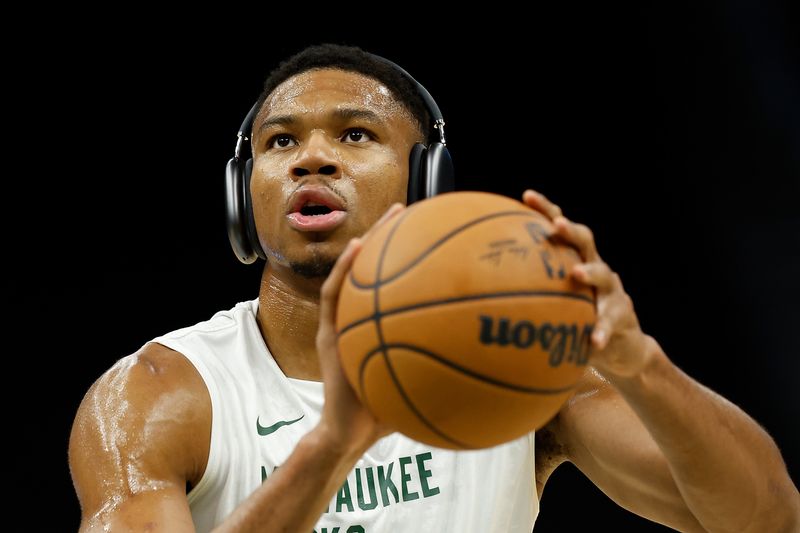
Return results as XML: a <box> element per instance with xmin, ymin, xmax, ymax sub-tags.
<box><xmin>256</xmin><ymin>414</ymin><xmax>305</xmax><ymax>436</ymax></box>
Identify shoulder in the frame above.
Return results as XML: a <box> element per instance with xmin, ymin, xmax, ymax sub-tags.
<box><xmin>156</xmin><ymin>299</ymin><xmax>258</xmax><ymax>340</ymax></box>
<box><xmin>561</xmin><ymin>367</ymin><xmax>618</xmax><ymax>419</ymax></box>
<box><xmin>79</xmin><ymin>342</ymin><xmax>210</xmax><ymax>415</ymax></box>
<box><xmin>548</xmin><ymin>368</ymin><xmax>619</xmax><ymax>443</ymax></box>
<box><xmin>69</xmin><ymin>343</ymin><xmax>211</xmax><ymax>503</ymax></box>
<box><xmin>540</xmin><ymin>368</ymin><xmax>615</xmax><ymax>440</ymax></box>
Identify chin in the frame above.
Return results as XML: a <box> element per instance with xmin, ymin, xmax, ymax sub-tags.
<box><xmin>286</xmin><ymin>240</ymin><xmax>344</xmax><ymax>279</ymax></box>
<box><xmin>289</xmin><ymin>256</ymin><xmax>336</xmax><ymax>279</ymax></box>
<box><xmin>289</xmin><ymin>261</ymin><xmax>335</xmax><ymax>280</ymax></box>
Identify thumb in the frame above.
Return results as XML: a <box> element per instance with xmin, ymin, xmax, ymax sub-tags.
<box><xmin>319</xmin><ymin>238</ymin><xmax>362</xmax><ymax>329</ymax></box>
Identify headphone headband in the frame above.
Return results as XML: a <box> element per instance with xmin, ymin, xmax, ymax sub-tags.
<box><xmin>369</xmin><ymin>54</ymin><xmax>446</xmax><ymax>145</ymax></box>
<box><xmin>233</xmin><ymin>54</ymin><xmax>446</xmax><ymax>162</ymax></box>
<box><xmin>234</xmin><ymin>102</ymin><xmax>260</xmax><ymax>160</ymax></box>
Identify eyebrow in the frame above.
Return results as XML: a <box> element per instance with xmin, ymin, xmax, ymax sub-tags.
<box><xmin>255</xmin><ymin>114</ymin><xmax>295</xmax><ymax>137</ymax></box>
<box><xmin>333</xmin><ymin>108</ymin><xmax>383</xmax><ymax>124</ymax></box>
<box><xmin>255</xmin><ymin>108</ymin><xmax>385</xmax><ymax>138</ymax></box>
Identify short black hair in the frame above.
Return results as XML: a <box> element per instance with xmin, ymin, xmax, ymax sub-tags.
<box><xmin>255</xmin><ymin>43</ymin><xmax>431</xmax><ymax>141</ymax></box>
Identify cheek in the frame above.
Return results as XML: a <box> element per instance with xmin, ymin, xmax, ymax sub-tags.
<box><xmin>250</xmin><ymin>155</ymin><xmax>292</xmax><ymax>211</ymax></box>
<box><xmin>249</xmin><ymin>164</ymin><xmax>294</xmax><ymax>249</ymax></box>
<box><xmin>250</xmin><ymin>177</ymin><xmax>282</xmax><ymax>222</ymax></box>
<box><xmin>382</xmin><ymin>152</ymin><xmax>411</xmax><ymax>205</ymax></box>
<box><xmin>346</xmin><ymin>149</ymin><xmax>410</xmax><ymax>206</ymax></box>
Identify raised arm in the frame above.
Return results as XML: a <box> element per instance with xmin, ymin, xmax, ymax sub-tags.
<box><xmin>70</xmin><ymin>312</ymin><xmax>380</xmax><ymax>533</ymax></box>
<box><xmin>546</xmin><ymin>367</ymin><xmax>707</xmax><ymax>531</ymax></box>
<box><xmin>69</xmin><ymin>343</ymin><xmax>210</xmax><ymax>532</ymax></box>
<box><xmin>524</xmin><ymin>190</ymin><xmax>800</xmax><ymax>532</ymax></box>
<box><xmin>70</xmin><ymin>205</ymin><xmax>405</xmax><ymax>533</ymax></box>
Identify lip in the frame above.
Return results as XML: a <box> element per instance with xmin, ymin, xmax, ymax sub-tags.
<box><xmin>285</xmin><ymin>185</ymin><xmax>348</xmax><ymax>232</ymax></box>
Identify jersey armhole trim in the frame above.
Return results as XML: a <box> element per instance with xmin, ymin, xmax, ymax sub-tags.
<box><xmin>153</xmin><ymin>338</ymin><xmax>221</xmax><ymax>506</ymax></box>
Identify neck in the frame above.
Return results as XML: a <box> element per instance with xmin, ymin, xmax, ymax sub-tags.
<box><xmin>257</xmin><ymin>262</ymin><xmax>325</xmax><ymax>381</ymax></box>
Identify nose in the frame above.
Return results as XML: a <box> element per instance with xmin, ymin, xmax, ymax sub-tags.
<box><xmin>291</xmin><ymin>131</ymin><xmax>340</xmax><ymax>179</ymax></box>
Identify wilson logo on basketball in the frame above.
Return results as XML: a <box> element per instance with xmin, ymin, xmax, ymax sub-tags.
<box><xmin>478</xmin><ymin>315</ymin><xmax>593</xmax><ymax>367</ymax></box>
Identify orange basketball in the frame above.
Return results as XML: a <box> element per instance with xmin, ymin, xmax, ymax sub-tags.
<box><xmin>336</xmin><ymin>191</ymin><xmax>595</xmax><ymax>450</ymax></box>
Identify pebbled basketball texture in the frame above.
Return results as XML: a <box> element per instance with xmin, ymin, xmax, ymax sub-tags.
<box><xmin>336</xmin><ymin>191</ymin><xmax>596</xmax><ymax>450</ymax></box>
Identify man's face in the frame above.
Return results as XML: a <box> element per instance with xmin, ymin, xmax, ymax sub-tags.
<box><xmin>250</xmin><ymin>68</ymin><xmax>422</xmax><ymax>278</ymax></box>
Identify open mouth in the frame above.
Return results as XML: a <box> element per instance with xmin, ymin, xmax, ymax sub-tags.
<box><xmin>286</xmin><ymin>190</ymin><xmax>348</xmax><ymax>232</ymax></box>
<box><xmin>299</xmin><ymin>204</ymin><xmax>334</xmax><ymax>217</ymax></box>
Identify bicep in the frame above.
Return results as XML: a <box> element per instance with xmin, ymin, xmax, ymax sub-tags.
<box><xmin>77</xmin><ymin>484</ymin><xmax>195</xmax><ymax>533</ymax></box>
<box><xmin>555</xmin><ymin>369</ymin><xmax>704</xmax><ymax>532</ymax></box>
<box><xmin>69</xmin><ymin>346</ymin><xmax>210</xmax><ymax>532</ymax></box>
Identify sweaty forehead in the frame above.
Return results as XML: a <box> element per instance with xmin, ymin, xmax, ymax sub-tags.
<box><xmin>257</xmin><ymin>68</ymin><xmax>415</xmax><ymax>126</ymax></box>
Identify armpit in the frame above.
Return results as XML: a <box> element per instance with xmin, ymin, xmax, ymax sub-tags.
<box><xmin>535</xmin><ymin>419</ymin><xmax>567</xmax><ymax>495</ymax></box>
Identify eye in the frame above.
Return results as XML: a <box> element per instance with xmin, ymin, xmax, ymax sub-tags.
<box><xmin>268</xmin><ymin>134</ymin><xmax>297</xmax><ymax>149</ymax></box>
<box><xmin>341</xmin><ymin>128</ymin><xmax>372</xmax><ymax>143</ymax></box>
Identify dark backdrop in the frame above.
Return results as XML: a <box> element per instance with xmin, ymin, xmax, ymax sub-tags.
<box><xmin>9</xmin><ymin>2</ymin><xmax>798</xmax><ymax>531</ymax></box>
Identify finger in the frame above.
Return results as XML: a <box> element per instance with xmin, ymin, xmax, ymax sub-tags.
<box><xmin>591</xmin><ymin>289</ymin><xmax>630</xmax><ymax>350</ymax></box>
<box><xmin>522</xmin><ymin>189</ymin><xmax>563</xmax><ymax>221</ymax></box>
<box><xmin>592</xmin><ymin>318</ymin><xmax>611</xmax><ymax>350</ymax></box>
<box><xmin>553</xmin><ymin>217</ymin><xmax>600</xmax><ymax>262</ymax></box>
<box><xmin>361</xmin><ymin>202</ymin><xmax>405</xmax><ymax>242</ymax></box>
<box><xmin>319</xmin><ymin>237</ymin><xmax>362</xmax><ymax>326</ymax></box>
<box><xmin>572</xmin><ymin>261</ymin><xmax>615</xmax><ymax>293</ymax></box>
<box><xmin>592</xmin><ymin>307</ymin><xmax>623</xmax><ymax>351</ymax></box>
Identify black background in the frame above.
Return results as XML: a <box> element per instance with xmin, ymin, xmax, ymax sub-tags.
<box><xmin>8</xmin><ymin>2</ymin><xmax>799</xmax><ymax>531</ymax></box>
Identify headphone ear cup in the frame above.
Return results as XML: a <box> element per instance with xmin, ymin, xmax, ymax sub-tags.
<box><xmin>424</xmin><ymin>142</ymin><xmax>455</xmax><ymax>199</ymax></box>
<box><xmin>243</xmin><ymin>158</ymin><xmax>266</xmax><ymax>261</ymax></box>
<box><xmin>407</xmin><ymin>143</ymin><xmax>427</xmax><ymax>204</ymax></box>
<box><xmin>225</xmin><ymin>156</ymin><xmax>258</xmax><ymax>264</ymax></box>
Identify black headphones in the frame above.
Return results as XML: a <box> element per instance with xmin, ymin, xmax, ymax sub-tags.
<box><xmin>224</xmin><ymin>54</ymin><xmax>455</xmax><ymax>264</ymax></box>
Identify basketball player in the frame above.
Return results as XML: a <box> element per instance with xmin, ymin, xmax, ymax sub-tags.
<box><xmin>69</xmin><ymin>44</ymin><xmax>799</xmax><ymax>532</ymax></box>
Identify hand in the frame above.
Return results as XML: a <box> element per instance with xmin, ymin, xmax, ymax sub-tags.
<box><xmin>522</xmin><ymin>190</ymin><xmax>651</xmax><ymax>379</ymax></box>
<box><xmin>315</xmin><ymin>203</ymin><xmax>406</xmax><ymax>453</ymax></box>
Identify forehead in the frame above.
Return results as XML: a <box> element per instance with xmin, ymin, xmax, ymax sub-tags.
<box><xmin>257</xmin><ymin>68</ymin><xmax>415</xmax><ymax>125</ymax></box>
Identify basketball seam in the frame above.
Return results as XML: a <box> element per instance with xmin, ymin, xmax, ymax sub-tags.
<box><xmin>338</xmin><ymin>290</ymin><xmax>594</xmax><ymax>336</ymax></box>
<box><xmin>359</xmin><ymin>343</ymin><xmax>580</xmax><ymax>395</ymax></box>
<box><xmin>349</xmin><ymin>209</ymin><xmax>540</xmax><ymax>289</ymax></box>
<box><xmin>369</xmin><ymin>210</ymin><xmax>471</xmax><ymax>450</ymax></box>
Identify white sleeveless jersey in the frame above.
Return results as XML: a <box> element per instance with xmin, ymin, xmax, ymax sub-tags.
<box><xmin>153</xmin><ymin>300</ymin><xmax>539</xmax><ymax>533</ymax></box>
